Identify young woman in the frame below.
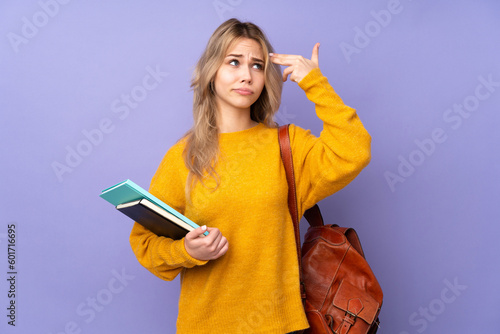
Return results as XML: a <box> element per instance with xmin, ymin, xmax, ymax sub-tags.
<box><xmin>129</xmin><ymin>18</ymin><xmax>371</xmax><ymax>333</ymax></box>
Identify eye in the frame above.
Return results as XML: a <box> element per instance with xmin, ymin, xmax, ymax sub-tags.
<box><xmin>229</xmin><ymin>59</ymin><xmax>239</xmax><ymax>66</ymax></box>
<box><xmin>253</xmin><ymin>63</ymin><xmax>264</xmax><ymax>70</ymax></box>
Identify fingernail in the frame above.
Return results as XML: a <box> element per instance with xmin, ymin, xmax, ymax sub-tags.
<box><xmin>269</xmin><ymin>53</ymin><xmax>274</xmax><ymax>57</ymax></box>
<box><xmin>201</xmin><ymin>225</ymin><xmax>207</xmax><ymax>230</ymax></box>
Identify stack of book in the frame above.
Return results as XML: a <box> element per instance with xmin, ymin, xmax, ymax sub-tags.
<box><xmin>100</xmin><ymin>179</ymin><xmax>206</xmax><ymax>239</ymax></box>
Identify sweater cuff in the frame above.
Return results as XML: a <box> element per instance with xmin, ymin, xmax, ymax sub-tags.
<box><xmin>297</xmin><ymin>68</ymin><xmax>325</xmax><ymax>90</ymax></box>
<box><xmin>174</xmin><ymin>238</ymin><xmax>208</xmax><ymax>267</ymax></box>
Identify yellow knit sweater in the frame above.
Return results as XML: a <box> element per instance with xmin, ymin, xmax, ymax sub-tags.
<box><xmin>129</xmin><ymin>68</ymin><xmax>371</xmax><ymax>334</ymax></box>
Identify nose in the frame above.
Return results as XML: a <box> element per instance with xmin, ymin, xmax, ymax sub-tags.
<box><xmin>239</xmin><ymin>66</ymin><xmax>252</xmax><ymax>84</ymax></box>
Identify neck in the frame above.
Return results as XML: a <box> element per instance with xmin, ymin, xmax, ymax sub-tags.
<box><xmin>217</xmin><ymin>107</ymin><xmax>257</xmax><ymax>133</ymax></box>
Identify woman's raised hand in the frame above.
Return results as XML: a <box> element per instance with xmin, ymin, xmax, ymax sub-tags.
<box><xmin>270</xmin><ymin>42</ymin><xmax>320</xmax><ymax>83</ymax></box>
<box><xmin>184</xmin><ymin>225</ymin><xmax>228</xmax><ymax>261</ymax></box>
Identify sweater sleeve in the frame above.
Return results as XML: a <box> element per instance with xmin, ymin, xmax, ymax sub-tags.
<box><xmin>290</xmin><ymin>68</ymin><xmax>371</xmax><ymax>216</ymax></box>
<box><xmin>129</xmin><ymin>141</ymin><xmax>207</xmax><ymax>281</ymax></box>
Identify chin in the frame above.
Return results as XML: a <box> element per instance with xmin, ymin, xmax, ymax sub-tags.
<box><xmin>232</xmin><ymin>99</ymin><xmax>257</xmax><ymax>110</ymax></box>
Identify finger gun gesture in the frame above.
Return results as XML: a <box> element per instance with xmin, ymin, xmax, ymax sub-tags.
<box><xmin>270</xmin><ymin>42</ymin><xmax>320</xmax><ymax>83</ymax></box>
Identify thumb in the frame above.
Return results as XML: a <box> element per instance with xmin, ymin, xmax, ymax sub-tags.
<box><xmin>311</xmin><ymin>42</ymin><xmax>320</xmax><ymax>66</ymax></box>
<box><xmin>186</xmin><ymin>225</ymin><xmax>207</xmax><ymax>240</ymax></box>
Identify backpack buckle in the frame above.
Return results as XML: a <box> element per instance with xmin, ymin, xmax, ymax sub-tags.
<box><xmin>344</xmin><ymin>310</ymin><xmax>357</xmax><ymax>323</ymax></box>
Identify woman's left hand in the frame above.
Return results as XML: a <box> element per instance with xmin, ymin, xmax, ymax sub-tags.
<box><xmin>270</xmin><ymin>42</ymin><xmax>320</xmax><ymax>83</ymax></box>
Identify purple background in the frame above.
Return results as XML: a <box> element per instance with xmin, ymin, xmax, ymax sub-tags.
<box><xmin>1</xmin><ymin>1</ymin><xmax>499</xmax><ymax>333</ymax></box>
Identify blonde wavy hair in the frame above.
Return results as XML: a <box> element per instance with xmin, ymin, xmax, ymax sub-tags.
<box><xmin>183</xmin><ymin>18</ymin><xmax>283</xmax><ymax>194</ymax></box>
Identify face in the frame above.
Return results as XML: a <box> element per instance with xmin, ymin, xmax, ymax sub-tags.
<box><xmin>213</xmin><ymin>38</ymin><xmax>266</xmax><ymax>116</ymax></box>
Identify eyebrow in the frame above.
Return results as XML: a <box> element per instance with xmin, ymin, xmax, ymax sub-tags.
<box><xmin>226</xmin><ymin>54</ymin><xmax>264</xmax><ymax>63</ymax></box>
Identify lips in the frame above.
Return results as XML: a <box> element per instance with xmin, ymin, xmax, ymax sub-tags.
<box><xmin>233</xmin><ymin>88</ymin><xmax>253</xmax><ymax>96</ymax></box>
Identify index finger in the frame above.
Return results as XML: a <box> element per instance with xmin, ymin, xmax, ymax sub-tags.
<box><xmin>269</xmin><ymin>53</ymin><xmax>301</xmax><ymax>66</ymax></box>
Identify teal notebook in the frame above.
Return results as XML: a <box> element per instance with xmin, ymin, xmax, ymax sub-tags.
<box><xmin>100</xmin><ymin>179</ymin><xmax>206</xmax><ymax>234</ymax></box>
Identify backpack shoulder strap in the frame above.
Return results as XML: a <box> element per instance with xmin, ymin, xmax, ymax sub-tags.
<box><xmin>278</xmin><ymin>125</ymin><xmax>299</xmax><ymax>230</ymax></box>
<box><xmin>278</xmin><ymin>124</ymin><xmax>306</xmax><ymax>301</ymax></box>
<box><xmin>278</xmin><ymin>124</ymin><xmax>324</xmax><ymax>228</ymax></box>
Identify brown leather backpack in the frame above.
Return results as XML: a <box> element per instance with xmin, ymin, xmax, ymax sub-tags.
<box><xmin>279</xmin><ymin>125</ymin><xmax>383</xmax><ymax>334</ymax></box>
